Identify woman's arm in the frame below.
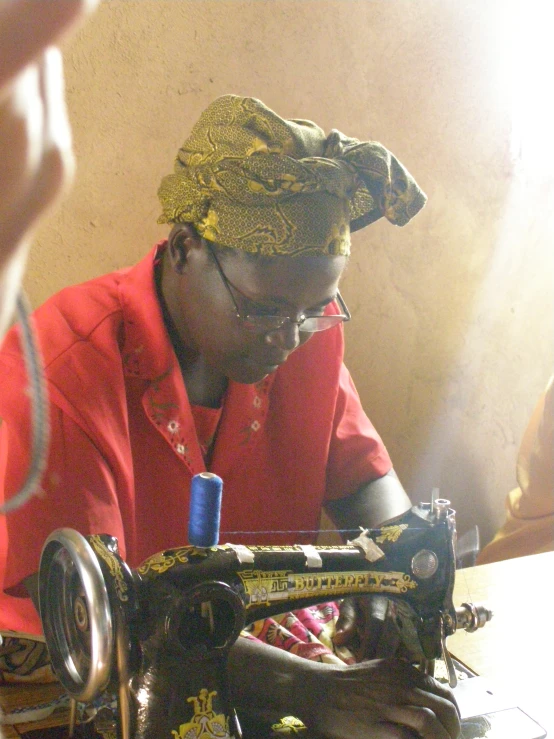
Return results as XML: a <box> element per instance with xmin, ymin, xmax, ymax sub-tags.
<box><xmin>228</xmin><ymin>635</ymin><xmax>460</xmax><ymax>739</ymax></box>
<box><xmin>325</xmin><ymin>468</ymin><xmax>411</xmax><ymax>534</ymax></box>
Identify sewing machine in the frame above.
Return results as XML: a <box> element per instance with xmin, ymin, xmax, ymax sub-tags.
<box><xmin>38</xmin><ymin>497</ymin><xmax>491</xmax><ymax>739</ymax></box>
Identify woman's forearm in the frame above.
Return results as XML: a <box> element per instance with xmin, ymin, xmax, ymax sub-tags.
<box><xmin>227</xmin><ymin>635</ymin><xmax>321</xmax><ymax>724</ymax></box>
<box><xmin>326</xmin><ymin>468</ymin><xmax>411</xmax><ymax>535</ymax></box>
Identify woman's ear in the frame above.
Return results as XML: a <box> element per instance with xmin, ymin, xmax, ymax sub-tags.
<box><xmin>167</xmin><ymin>223</ymin><xmax>202</xmax><ymax>274</ymax></box>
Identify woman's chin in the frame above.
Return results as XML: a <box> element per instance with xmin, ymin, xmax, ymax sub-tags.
<box><xmin>228</xmin><ymin>360</ymin><xmax>280</xmax><ymax>385</ymax></box>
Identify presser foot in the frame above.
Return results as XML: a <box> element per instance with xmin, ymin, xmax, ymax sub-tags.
<box><xmin>440</xmin><ymin>614</ymin><xmax>458</xmax><ymax>688</ymax></box>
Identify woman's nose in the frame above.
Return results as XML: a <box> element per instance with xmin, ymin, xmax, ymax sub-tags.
<box><xmin>264</xmin><ymin>321</ymin><xmax>301</xmax><ymax>351</ymax></box>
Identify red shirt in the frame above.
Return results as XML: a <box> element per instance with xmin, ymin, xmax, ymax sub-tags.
<box><xmin>0</xmin><ymin>243</ymin><xmax>391</xmax><ymax>634</ymax></box>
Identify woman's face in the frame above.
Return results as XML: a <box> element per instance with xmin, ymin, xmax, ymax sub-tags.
<box><xmin>168</xmin><ymin>233</ymin><xmax>347</xmax><ymax>384</ymax></box>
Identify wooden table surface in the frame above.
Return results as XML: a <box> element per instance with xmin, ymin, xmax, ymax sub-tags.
<box><xmin>448</xmin><ymin>550</ymin><xmax>554</xmax><ymax>735</ymax></box>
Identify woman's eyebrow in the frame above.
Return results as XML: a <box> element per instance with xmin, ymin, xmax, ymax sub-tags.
<box><xmin>315</xmin><ymin>295</ymin><xmax>337</xmax><ymax>307</ymax></box>
<box><xmin>268</xmin><ymin>294</ymin><xmax>338</xmax><ymax>312</ymax></box>
<box><xmin>305</xmin><ymin>295</ymin><xmax>338</xmax><ymax>311</ymax></box>
<box><xmin>240</xmin><ymin>287</ymin><xmax>338</xmax><ymax>311</ymax></box>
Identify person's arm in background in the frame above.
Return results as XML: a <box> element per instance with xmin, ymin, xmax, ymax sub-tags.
<box><xmin>0</xmin><ymin>0</ymin><xmax>98</xmax><ymax>338</ymax></box>
<box><xmin>477</xmin><ymin>375</ymin><xmax>554</xmax><ymax>564</ymax></box>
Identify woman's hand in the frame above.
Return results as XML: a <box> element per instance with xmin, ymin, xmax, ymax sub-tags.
<box><xmin>0</xmin><ymin>0</ymin><xmax>97</xmax><ymax>336</ymax></box>
<box><xmin>301</xmin><ymin>658</ymin><xmax>461</xmax><ymax>739</ymax></box>
<box><xmin>230</xmin><ymin>637</ymin><xmax>460</xmax><ymax>739</ymax></box>
<box><xmin>334</xmin><ymin>595</ymin><xmax>388</xmax><ymax>661</ymax></box>
<box><xmin>334</xmin><ymin>595</ymin><xmax>414</xmax><ymax>662</ymax></box>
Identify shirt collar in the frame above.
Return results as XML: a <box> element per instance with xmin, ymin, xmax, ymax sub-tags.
<box><xmin>119</xmin><ymin>241</ymin><xmax>173</xmax><ymax>380</ymax></box>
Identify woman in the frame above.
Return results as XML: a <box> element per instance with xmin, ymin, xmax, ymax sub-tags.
<box><xmin>0</xmin><ymin>95</ymin><xmax>459</xmax><ymax>738</ymax></box>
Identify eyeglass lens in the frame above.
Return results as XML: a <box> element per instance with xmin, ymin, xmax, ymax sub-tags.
<box><xmin>244</xmin><ymin>314</ymin><xmax>346</xmax><ymax>333</ymax></box>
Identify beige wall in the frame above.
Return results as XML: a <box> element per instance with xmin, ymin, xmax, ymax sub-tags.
<box><xmin>25</xmin><ymin>0</ymin><xmax>553</xmax><ymax>546</ymax></box>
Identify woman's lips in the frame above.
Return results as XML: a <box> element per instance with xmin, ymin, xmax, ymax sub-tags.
<box><xmin>262</xmin><ymin>354</ymin><xmax>288</xmax><ymax>366</ymax></box>
<box><xmin>249</xmin><ymin>353</ymin><xmax>288</xmax><ymax>370</ymax></box>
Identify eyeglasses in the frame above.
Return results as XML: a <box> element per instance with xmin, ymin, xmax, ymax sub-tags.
<box><xmin>206</xmin><ymin>242</ymin><xmax>351</xmax><ymax>334</ymax></box>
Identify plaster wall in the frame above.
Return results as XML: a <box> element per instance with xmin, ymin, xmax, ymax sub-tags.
<box><xmin>24</xmin><ymin>0</ymin><xmax>553</xmax><ymax>547</ymax></box>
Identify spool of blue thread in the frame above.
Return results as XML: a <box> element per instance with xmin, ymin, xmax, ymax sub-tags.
<box><xmin>188</xmin><ymin>472</ymin><xmax>223</xmax><ymax>548</ymax></box>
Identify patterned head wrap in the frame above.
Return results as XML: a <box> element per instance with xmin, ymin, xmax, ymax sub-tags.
<box><xmin>157</xmin><ymin>95</ymin><xmax>426</xmax><ymax>257</ymax></box>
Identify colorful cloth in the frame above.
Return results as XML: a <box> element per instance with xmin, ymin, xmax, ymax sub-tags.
<box><xmin>0</xmin><ymin>241</ymin><xmax>391</xmax><ymax>634</ymax></box>
<box><xmin>0</xmin><ymin>633</ymin><xmax>55</xmax><ymax>684</ymax></box>
<box><xmin>157</xmin><ymin>95</ymin><xmax>426</xmax><ymax>256</ymax></box>
<box><xmin>478</xmin><ymin>375</ymin><xmax>554</xmax><ymax>564</ymax></box>
<box><xmin>243</xmin><ymin>603</ymin><xmax>355</xmax><ymax>666</ymax></box>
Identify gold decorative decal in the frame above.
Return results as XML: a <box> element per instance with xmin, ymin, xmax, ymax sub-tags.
<box><xmin>238</xmin><ymin>569</ymin><xmax>417</xmax><ymax>608</ymax></box>
<box><xmin>238</xmin><ymin>570</ymin><xmax>292</xmax><ymax>607</ymax></box>
<box><xmin>271</xmin><ymin>715</ymin><xmax>307</xmax><ymax>734</ymax></box>
<box><xmin>171</xmin><ymin>688</ymin><xmax>233</xmax><ymax>739</ymax></box>
<box><xmin>245</xmin><ymin>545</ymin><xmax>354</xmax><ymax>554</ymax></box>
<box><xmin>89</xmin><ymin>536</ymin><xmax>128</xmax><ymax>602</ymax></box>
<box><xmin>375</xmin><ymin>524</ymin><xmax>408</xmax><ymax>544</ymax></box>
<box><xmin>138</xmin><ymin>544</ymin><xmax>363</xmax><ymax>577</ymax></box>
<box><xmin>137</xmin><ymin>546</ymin><xmax>213</xmax><ymax>575</ymax></box>
<box><xmin>247</xmin><ymin>545</ymin><xmax>304</xmax><ymax>553</ymax></box>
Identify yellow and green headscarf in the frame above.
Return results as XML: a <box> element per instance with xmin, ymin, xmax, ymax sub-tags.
<box><xmin>158</xmin><ymin>95</ymin><xmax>426</xmax><ymax>257</ymax></box>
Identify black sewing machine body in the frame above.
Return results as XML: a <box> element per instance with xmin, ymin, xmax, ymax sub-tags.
<box><xmin>138</xmin><ymin>500</ymin><xmax>456</xmax><ymax>655</ymax></box>
<box><xmin>38</xmin><ymin>500</ymin><xmax>487</xmax><ymax>739</ymax></box>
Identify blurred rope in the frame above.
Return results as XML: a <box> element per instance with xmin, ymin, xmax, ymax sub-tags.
<box><xmin>0</xmin><ymin>292</ymin><xmax>49</xmax><ymax>513</ymax></box>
